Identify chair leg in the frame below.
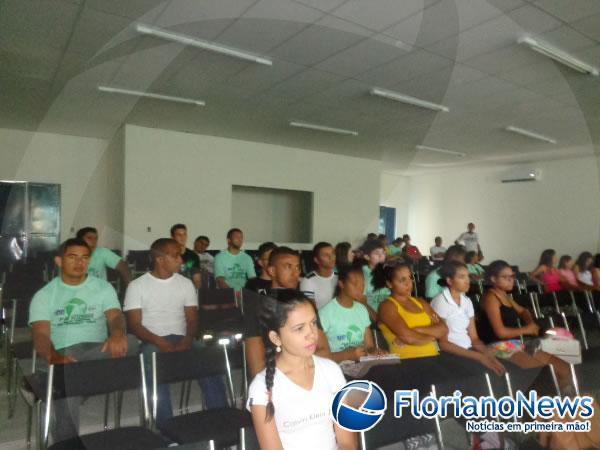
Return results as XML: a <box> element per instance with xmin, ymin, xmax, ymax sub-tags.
<box><xmin>103</xmin><ymin>393</ymin><xmax>110</xmax><ymax>430</ymax></box>
<box><xmin>8</xmin><ymin>353</ymin><xmax>18</xmax><ymax>418</ymax></box>
<box><xmin>26</xmin><ymin>402</ymin><xmax>33</xmax><ymax>448</ymax></box>
<box><xmin>114</xmin><ymin>391</ymin><xmax>123</xmax><ymax>429</ymax></box>
<box><xmin>431</xmin><ymin>385</ymin><xmax>445</xmax><ymax>450</ymax></box>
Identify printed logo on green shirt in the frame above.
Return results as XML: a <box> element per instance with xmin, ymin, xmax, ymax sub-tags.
<box><xmin>228</xmin><ymin>263</ymin><xmax>245</xmax><ymax>281</ymax></box>
<box><xmin>56</xmin><ymin>298</ymin><xmax>98</xmax><ymax>326</ymax></box>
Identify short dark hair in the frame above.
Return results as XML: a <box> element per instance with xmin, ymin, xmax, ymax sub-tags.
<box><xmin>258</xmin><ymin>242</ymin><xmax>278</xmax><ymax>258</ymax></box>
<box><xmin>150</xmin><ymin>238</ymin><xmax>178</xmax><ymax>262</ymax></box>
<box><xmin>444</xmin><ymin>245</ymin><xmax>467</xmax><ymax>262</ymax></box>
<box><xmin>59</xmin><ymin>238</ymin><xmax>90</xmax><ymax>257</ymax></box>
<box><xmin>465</xmin><ymin>251</ymin><xmax>478</xmax><ymax>264</ymax></box>
<box><xmin>360</xmin><ymin>239</ymin><xmax>385</xmax><ymax>256</ymax></box>
<box><xmin>337</xmin><ymin>263</ymin><xmax>364</xmax><ymax>283</ymax></box>
<box><xmin>312</xmin><ymin>241</ymin><xmax>333</xmax><ymax>259</ymax></box>
<box><xmin>194</xmin><ymin>235</ymin><xmax>210</xmax><ymax>244</ymax></box>
<box><xmin>170</xmin><ymin>224</ymin><xmax>186</xmax><ymax>237</ymax></box>
<box><xmin>227</xmin><ymin>228</ymin><xmax>242</xmax><ymax>239</ymax></box>
<box><xmin>268</xmin><ymin>246</ymin><xmax>299</xmax><ymax>266</ymax></box>
<box><xmin>438</xmin><ymin>260</ymin><xmax>468</xmax><ymax>287</ymax></box>
<box><xmin>485</xmin><ymin>260</ymin><xmax>512</xmax><ymax>284</ymax></box>
<box><xmin>75</xmin><ymin>227</ymin><xmax>97</xmax><ymax>239</ymax></box>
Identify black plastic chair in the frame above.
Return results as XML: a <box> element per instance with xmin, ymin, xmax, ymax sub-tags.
<box><xmin>27</xmin><ymin>354</ymin><xmax>167</xmax><ymax>450</ymax></box>
<box><xmin>151</xmin><ymin>344</ymin><xmax>252</xmax><ymax>448</ymax></box>
<box><xmin>198</xmin><ymin>288</ymin><xmax>243</xmax><ymax>338</ymax></box>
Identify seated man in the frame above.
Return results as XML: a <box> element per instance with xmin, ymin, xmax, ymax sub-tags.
<box><xmin>245</xmin><ymin>241</ymin><xmax>277</xmax><ymax>293</ymax></box>
<box><xmin>170</xmin><ymin>223</ymin><xmax>201</xmax><ymax>289</ymax></box>
<box><xmin>193</xmin><ymin>235</ymin><xmax>214</xmax><ymax>275</ymax></box>
<box><xmin>300</xmin><ymin>241</ymin><xmax>337</xmax><ymax>309</ymax></box>
<box><xmin>76</xmin><ymin>227</ymin><xmax>131</xmax><ymax>286</ymax></box>
<box><xmin>29</xmin><ymin>238</ymin><xmax>133</xmax><ymax>442</ymax></box>
<box><xmin>214</xmin><ymin>228</ymin><xmax>256</xmax><ymax>291</ymax></box>
<box><xmin>430</xmin><ymin>236</ymin><xmax>447</xmax><ymax>262</ymax></box>
<box><xmin>124</xmin><ymin>238</ymin><xmax>226</xmax><ymax>427</ymax></box>
<box><xmin>243</xmin><ymin>246</ymin><xmax>331</xmax><ymax>377</ymax></box>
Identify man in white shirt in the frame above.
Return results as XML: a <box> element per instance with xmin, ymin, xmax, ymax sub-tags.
<box><xmin>455</xmin><ymin>223</ymin><xmax>481</xmax><ymax>255</ymax></box>
<box><xmin>124</xmin><ymin>238</ymin><xmax>226</xmax><ymax>427</ymax></box>
<box><xmin>430</xmin><ymin>236</ymin><xmax>447</xmax><ymax>262</ymax></box>
<box><xmin>193</xmin><ymin>235</ymin><xmax>214</xmax><ymax>274</ymax></box>
<box><xmin>300</xmin><ymin>242</ymin><xmax>337</xmax><ymax>309</ymax></box>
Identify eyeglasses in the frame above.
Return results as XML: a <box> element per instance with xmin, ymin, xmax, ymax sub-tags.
<box><xmin>64</xmin><ymin>254</ymin><xmax>90</xmax><ymax>262</ymax></box>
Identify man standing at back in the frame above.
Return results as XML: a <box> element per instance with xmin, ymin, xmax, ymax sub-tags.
<box><xmin>124</xmin><ymin>238</ymin><xmax>226</xmax><ymax>427</ymax></box>
<box><xmin>29</xmin><ymin>238</ymin><xmax>131</xmax><ymax>442</ymax></box>
<box><xmin>455</xmin><ymin>222</ymin><xmax>482</xmax><ymax>255</ymax></box>
<box><xmin>214</xmin><ymin>228</ymin><xmax>256</xmax><ymax>290</ymax></box>
<box><xmin>300</xmin><ymin>242</ymin><xmax>337</xmax><ymax>309</ymax></box>
<box><xmin>170</xmin><ymin>223</ymin><xmax>201</xmax><ymax>289</ymax></box>
<box><xmin>76</xmin><ymin>227</ymin><xmax>130</xmax><ymax>287</ymax></box>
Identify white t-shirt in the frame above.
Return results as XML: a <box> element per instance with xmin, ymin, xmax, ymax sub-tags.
<box><xmin>431</xmin><ymin>288</ymin><xmax>474</xmax><ymax>349</ymax></box>
<box><xmin>247</xmin><ymin>355</ymin><xmax>346</xmax><ymax>450</ymax></box>
<box><xmin>123</xmin><ymin>272</ymin><xmax>197</xmax><ymax>336</ymax></box>
<box><xmin>430</xmin><ymin>246</ymin><xmax>447</xmax><ymax>260</ymax></box>
<box><xmin>578</xmin><ymin>270</ymin><xmax>593</xmax><ymax>286</ymax></box>
<box><xmin>197</xmin><ymin>252</ymin><xmax>215</xmax><ymax>274</ymax></box>
<box><xmin>456</xmin><ymin>231</ymin><xmax>479</xmax><ymax>253</ymax></box>
<box><xmin>300</xmin><ymin>271</ymin><xmax>338</xmax><ymax>310</ymax></box>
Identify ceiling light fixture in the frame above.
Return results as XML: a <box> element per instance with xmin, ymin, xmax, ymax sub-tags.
<box><xmin>135</xmin><ymin>23</ymin><xmax>273</xmax><ymax>66</ymax></box>
<box><xmin>518</xmin><ymin>36</ymin><xmax>599</xmax><ymax>76</ymax></box>
<box><xmin>98</xmin><ymin>85</ymin><xmax>205</xmax><ymax>106</ymax></box>
<box><xmin>370</xmin><ymin>87</ymin><xmax>450</xmax><ymax>112</ymax></box>
<box><xmin>505</xmin><ymin>125</ymin><xmax>556</xmax><ymax>144</ymax></box>
<box><xmin>416</xmin><ymin>145</ymin><xmax>466</xmax><ymax>157</ymax></box>
<box><xmin>289</xmin><ymin>120</ymin><xmax>358</xmax><ymax>136</ymax></box>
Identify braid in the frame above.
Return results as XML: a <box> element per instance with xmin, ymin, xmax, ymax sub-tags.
<box><xmin>264</xmin><ymin>344</ymin><xmax>277</xmax><ymax>422</ymax></box>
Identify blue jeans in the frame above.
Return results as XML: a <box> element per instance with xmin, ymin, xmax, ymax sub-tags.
<box><xmin>140</xmin><ymin>335</ymin><xmax>228</xmax><ymax>428</ymax></box>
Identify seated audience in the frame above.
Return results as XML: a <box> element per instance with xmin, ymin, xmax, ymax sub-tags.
<box><xmin>430</xmin><ymin>236</ymin><xmax>446</xmax><ymax>262</ymax></box>
<box><xmin>193</xmin><ymin>235</ymin><xmax>214</xmax><ymax>274</ymax></box>
<box><xmin>358</xmin><ymin>240</ymin><xmax>390</xmax><ymax>316</ymax></box>
<box><xmin>243</xmin><ymin>247</ymin><xmax>331</xmax><ymax>377</ymax></box>
<box><xmin>245</xmin><ymin>242</ymin><xmax>278</xmax><ymax>293</ymax></box>
<box><xmin>376</xmin><ymin>261</ymin><xmax>447</xmax><ymax>359</ymax></box>
<box><xmin>76</xmin><ymin>227</ymin><xmax>131</xmax><ymax>286</ymax></box>
<box><xmin>170</xmin><ymin>223</ymin><xmax>201</xmax><ymax>289</ymax></box>
<box><xmin>479</xmin><ymin>260</ymin><xmax>571</xmax><ymax>390</ymax></box>
<box><xmin>425</xmin><ymin>245</ymin><xmax>467</xmax><ymax>300</ymax></box>
<box><xmin>402</xmin><ymin>234</ymin><xmax>422</xmax><ymax>264</ymax></box>
<box><xmin>319</xmin><ymin>264</ymin><xmax>384</xmax><ymax>362</ymax></box>
<box><xmin>558</xmin><ymin>255</ymin><xmax>579</xmax><ymax>290</ymax></box>
<box><xmin>247</xmin><ymin>290</ymin><xmax>356</xmax><ymax>450</ymax></box>
<box><xmin>29</xmin><ymin>238</ymin><xmax>133</xmax><ymax>442</ymax></box>
<box><xmin>387</xmin><ymin>237</ymin><xmax>403</xmax><ymax>256</ymax></box>
<box><xmin>574</xmin><ymin>251</ymin><xmax>595</xmax><ymax>288</ymax></box>
<box><xmin>593</xmin><ymin>254</ymin><xmax>600</xmax><ymax>289</ymax></box>
<box><xmin>530</xmin><ymin>249</ymin><xmax>564</xmax><ymax>293</ymax></box>
<box><xmin>465</xmin><ymin>250</ymin><xmax>485</xmax><ymax>280</ymax></box>
<box><xmin>124</xmin><ymin>238</ymin><xmax>226</xmax><ymax>426</ymax></box>
<box><xmin>300</xmin><ymin>242</ymin><xmax>338</xmax><ymax>309</ymax></box>
<box><xmin>214</xmin><ymin>227</ymin><xmax>256</xmax><ymax>290</ymax></box>
<box><xmin>335</xmin><ymin>242</ymin><xmax>354</xmax><ymax>267</ymax></box>
<box><xmin>431</xmin><ymin>261</ymin><xmax>505</xmax><ymax>375</ymax></box>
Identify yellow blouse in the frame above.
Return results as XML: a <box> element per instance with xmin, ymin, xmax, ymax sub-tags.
<box><xmin>379</xmin><ymin>296</ymin><xmax>439</xmax><ymax>359</ymax></box>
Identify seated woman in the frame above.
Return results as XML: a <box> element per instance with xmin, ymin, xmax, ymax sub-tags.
<box><xmin>558</xmin><ymin>255</ymin><xmax>579</xmax><ymax>291</ymax></box>
<box><xmin>593</xmin><ymin>254</ymin><xmax>600</xmax><ymax>289</ymax></box>
<box><xmin>319</xmin><ymin>264</ymin><xmax>385</xmax><ymax>362</ymax></box>
<box><xmin>401</xmin><ymin>234</ymin><xmax>422</xmax><ymax>265</ymax></box>
<box><xmin>574</xmin><ymin>252</ymin><xmax>595</xmax><ymax>289</ymax></box>
<box><xmin>530</xmin><ymin>249</ymin><xmax>563</xmax><ymax>293</ymax></box>
<box><xmin>334</xmin><ymin>242</ymin><xmax>354</xmax><ymax>267</ymax></box>
<box><xmin>465</xmin><ymin>251</ymin><xmax>485</xmax><ymax>280</ymax></box>
<box><xmin>479</xmin><ymin>260</ymin><xmax>571</xmax><ymax>391</ymax></box>
<box><xmin>376</xmin><ymin>261</ymin><xmax>447</xmax><ymax>359</ymax></box>
<box><xmin>247</xmin><ymin>289</ymin><xmax>356</xmax><ymax>450</ymax></box>
<box><xmin>431</xmin><ymin>261</ymin><xmax>505</xmax><ymax>376</ymax></box>
<box><xmin>358</xmin><ymin>240</ymin><xmax>391</xmax><ymax>318</ymax></box>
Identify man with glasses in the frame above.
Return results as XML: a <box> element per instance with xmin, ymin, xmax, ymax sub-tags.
<box><xmin>29</xmin><ymin>238</ymin><xmax>133</xmax><ymax>442</ymax></box>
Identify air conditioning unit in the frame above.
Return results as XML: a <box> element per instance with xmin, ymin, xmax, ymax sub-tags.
<box><xmin>501</xmin><ymin>168</ymin><xmax>541</xmax><ymax>183</ymax></box>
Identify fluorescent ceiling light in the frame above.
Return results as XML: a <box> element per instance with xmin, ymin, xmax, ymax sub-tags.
<box><xmin>416</xmin><ymin>145</ymin><xmax>466</xmax><ymax>157</ymax></box>
<box><xmin>505</xmin><ymin>125</ymin><xmax>556</xmax><ymax>144</ymax></box>
<box><xmin>518</xmin><ymin>36</ymin><xmax>599</xmax><ymax>76</ymax></box>
<box><xmin>370</xmin><ymin>87</ymin><xmax>449</xmax><ymax>112</ymax></box>
<box><xmin>289</xmin><ymin>120</ymin><xmax>358</xmax><ymax>136</ymax></box>
<box><xmin>98</xmin><ymin>85</ymin><xmax>205</xmax><ymax>106</ymax></box>
<box><xmin>135</xmin><ymin>23</ymin><xmax>273</xmax><ymax>66</ymax></box>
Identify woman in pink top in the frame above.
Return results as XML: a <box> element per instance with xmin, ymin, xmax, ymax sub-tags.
<box><xmin>530</xmin><ymin>249</ymin><xmax>563</xmax><ymax>293</ymax></box>
<box><xmin>558</xmin><ymin>255</ymin><xmax>579</xmax><ymax>290</ymax></box>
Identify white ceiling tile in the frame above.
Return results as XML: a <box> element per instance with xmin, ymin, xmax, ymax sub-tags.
<box><xmin>1</xmin><ymin>45</ymin><xmax>63</xmax><ymax>81</ymax></box>
<box><xmin>85</xmin><ymin>0</ymin><xmax>167</xmax><ymax>21</ymax></box>
<box><xmin>570</xmin><ymin>14</ymin><xmax>600</xmax><ymax>42</ymax></box>
<box><xmin>463</xmin><ymin>44</ymin><xmax>544</xmax><ymax>75</ymax></box>
<box><xmin>533</xmin><ymin>0</ymin><xmax>600</xmax><ymax>23</ymax></box>
<box><xmin>270</xmin><ymin>15</ymin><xmax>369</xmax><ymax>65</ymax></box>
<box><xmin>225</xmin><ymin>59</ymin><xmax>306</xmax><ymax>92</ymax></box>
<box><xmin>291</xmin><ymin>0</ymin><xmax>347</xmax><ymax>12</ymax></box>
<box><xmin>497</xmin><ymin>59</ymin><xmax>566</xmax><ymax>86</ymax></box>
<box><xmin>243</xmin><ymin>0</ymin><xmax>324</xmax><ymax>23</ymax></box>
<box><xmin>485</xmin><ymin>0</ymin><xmax>526</xmax><ymax>13</ymax></box>
<box><xmin>315</xmin><ymin>34</ymin><xmax>408</xmax><ymax>77</ymax></box>
<box><xmin>331</xmin><ymin>0</ymin><xmax>438</xmax><ymax>32</ymax></box>
<box><xmin>157</xmin><ymin>0</ymin><xmax>258</xmax><ymax>26</ymax></box>
<box><xmin>263</xmin><ymin>68</ymin><xmax>344</xmax><ymax>102</ymax></box>
<box><xmin>506</xmin><ymin>4</ymin><xmax>562</xmax><ymax>34</ymax></box>
<box><xmin>539</xmin><ymin>25</ymin><xmax>597</xmax><ymax>52</ymax></box>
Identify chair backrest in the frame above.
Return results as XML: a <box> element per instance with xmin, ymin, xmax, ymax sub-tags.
<box><xmin>153</xmin><ymin>346</ymin><xmax>228</xmax><ymax>385</ymax></box>
<box><xmin>199</xmin><ymin>288</ymin><xmax>236</xmax><ymax>307</ymax></box>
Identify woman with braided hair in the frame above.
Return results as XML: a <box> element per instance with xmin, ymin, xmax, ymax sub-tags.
<box><xmin>246</xmin><ymin>289</ymin><xmax>357</xmax><ymax>450</ymax></box>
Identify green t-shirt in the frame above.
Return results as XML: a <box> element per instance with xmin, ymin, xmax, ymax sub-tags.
<box><xmin>214</xmin><ymin>250</ymin><xmax>257</xmax><ymax>291</ymax></box>
<box><xmin>362</xmin><ymin>265</ymin><xmax>391</xmax><ymax>312</ymax></box>
<box><xmin>88</xmin><ymin>247</ymin><xmax>121</xmax><ymax>280</ymax></box>
<box><xmin>387</xmin><ymin>245</ymin><xmax>402</xmax><ymax>256</ymax></box>
<box><xmin>28</xmin><ymin>276</ymin><xmax>120</xmax><ymax>350</ymax></box>
<box><xmin>467</xmin><ymin>263</ymin><xmax>485</xmax><ymax>275</ymax></box>
<box><xmin>319</xmin><ymin>298</ymin><xmax>371</xmax><ymax>353</ymax></box>
<box><xmin>425</xmin><ymin>270</ymin><xmax>443</xmax><ymax>299</ymax></box>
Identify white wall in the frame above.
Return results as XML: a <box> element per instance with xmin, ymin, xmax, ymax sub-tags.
<box><xmin>403</xmin><ymin>156</ymin><xmax>600</xmax><ymax>270</ymax></box>
<box><xmin>123</xmin><ymin>125</ymin><xmax>382</xmax><ymax>252</ymax></box>
<box><xmin>0</xmin><ymin>128</ymin><xmax>124</xmax><ymax>249</ymax></box>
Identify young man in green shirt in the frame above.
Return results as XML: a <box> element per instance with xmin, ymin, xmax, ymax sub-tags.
<box><xmin>29</xmin><ymin>238</ymin><xmax>134</xmax><ymax>441</ymax></box>
<box><xmin>214</xmin><ymin>228</ymin><xmax>256</xmax><ymax>291</ymax></box>
<box><xmin>76</xmin><ymin>227</ymin><xmax>130</xmax><ymax>286</ymax></box>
